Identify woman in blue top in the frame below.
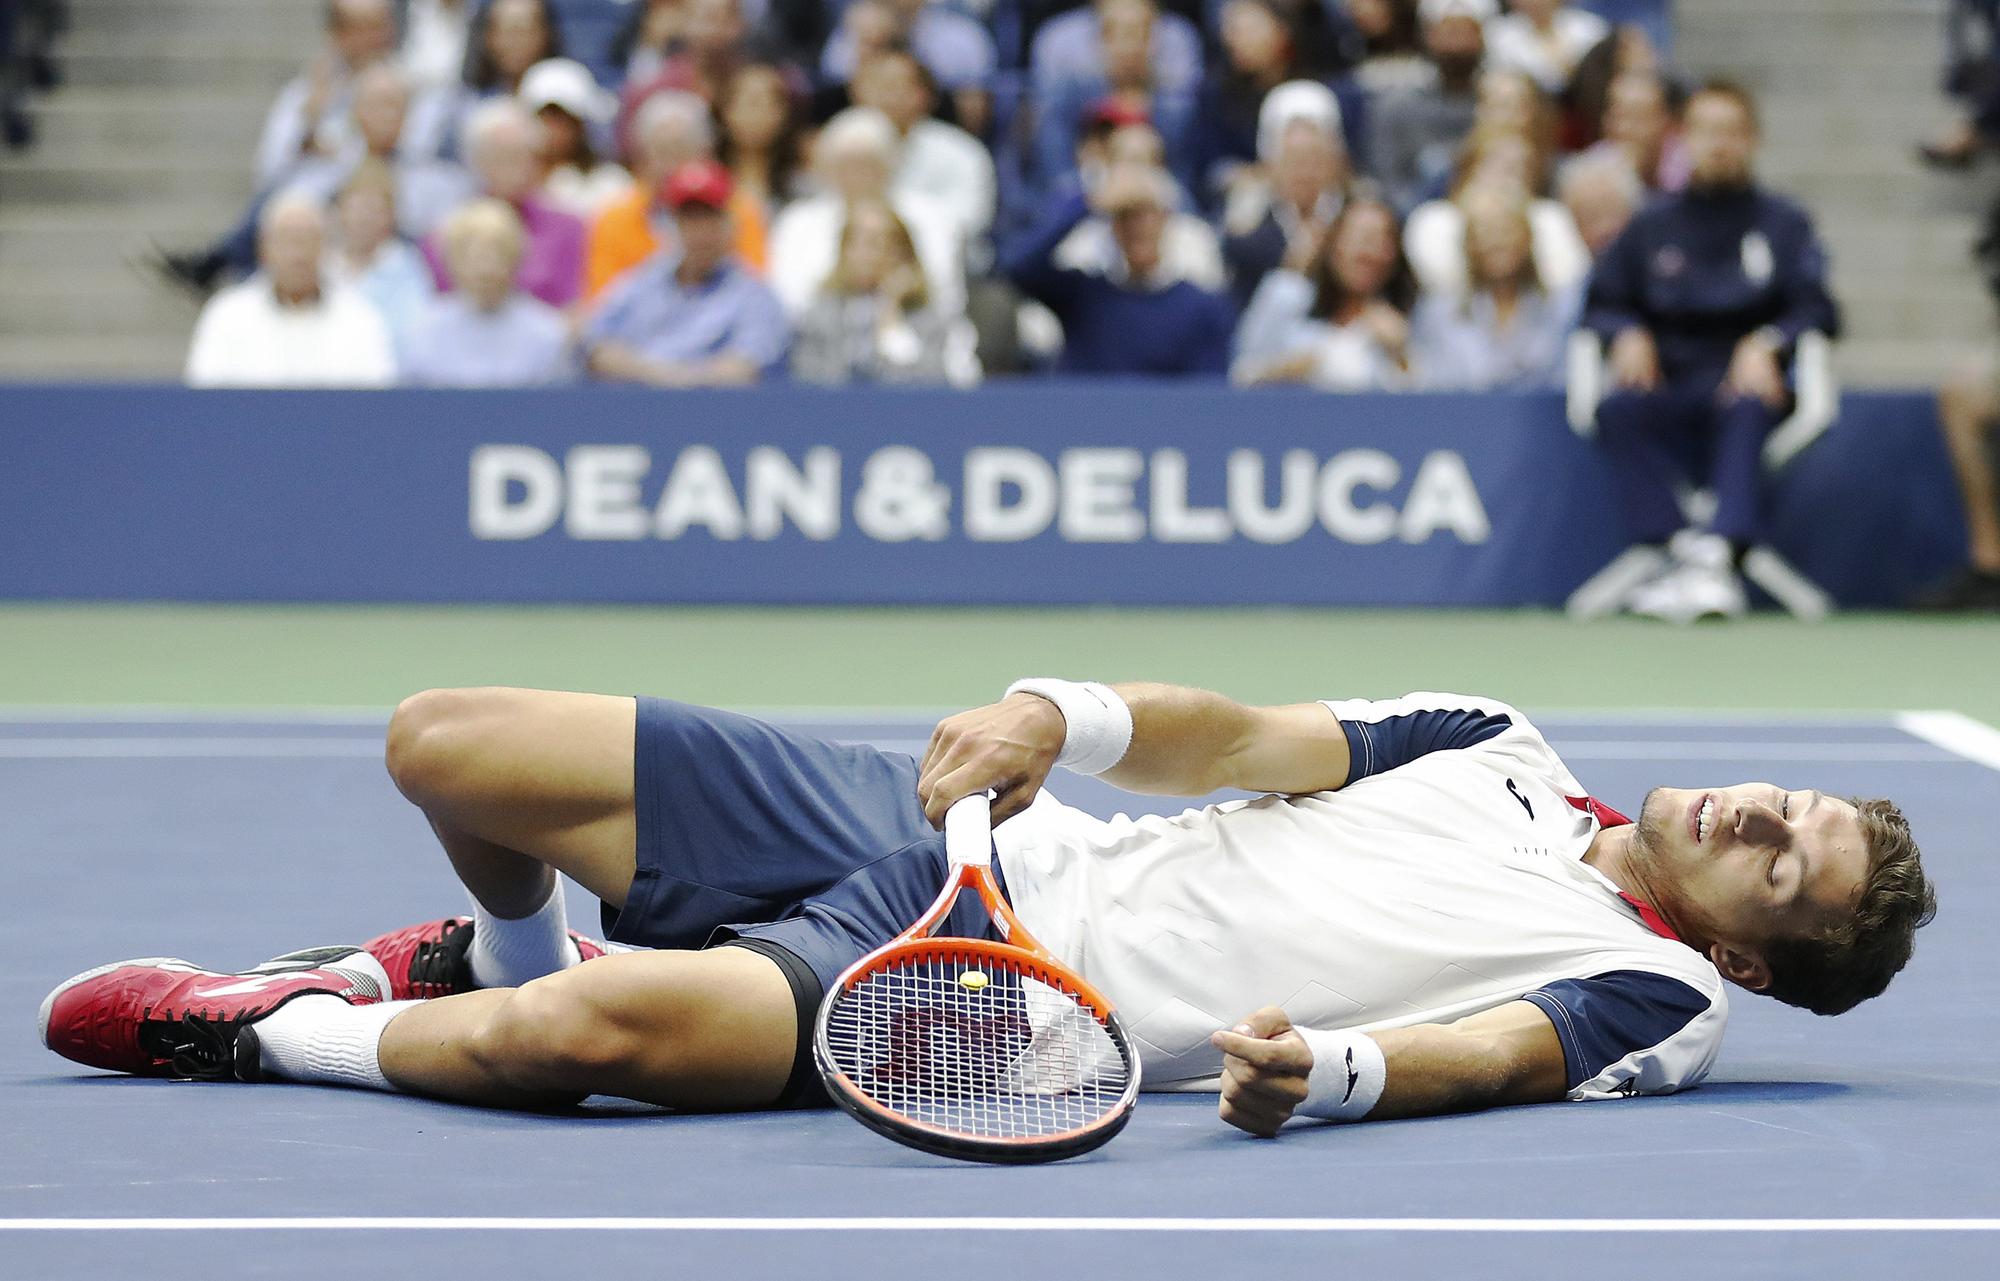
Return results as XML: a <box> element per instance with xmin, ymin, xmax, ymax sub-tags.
<box><xmin>1410</xmin><ymin>183</ymin><xmax>1579</xmax><ymax>390</ymax></box>
<box><xmin>1231</xmin><ymin>193</ymin><xmax>1417</xmax><ymax>390</ymax></box>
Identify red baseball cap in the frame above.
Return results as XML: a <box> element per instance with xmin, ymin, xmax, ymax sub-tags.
<box><xmin>659</xmin><ymin>160</ymin><xmax>734</xmax><ymax>212</ymax></box>
<box><xmin>1085</xmin><ymin>98</ymin><xmax>1152</xmax><ymax>131</ymax></box>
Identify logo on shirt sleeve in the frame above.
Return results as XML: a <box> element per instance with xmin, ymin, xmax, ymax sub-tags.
<box><xmin>1506</xmin><ymin>777</ymin><xmax>1535</xmax><ymax>819</ymax></box>
<box><xmin>1741</xmin><ymin>231</ymin><xmax>1775</xmax><ymax>285</ymax></box>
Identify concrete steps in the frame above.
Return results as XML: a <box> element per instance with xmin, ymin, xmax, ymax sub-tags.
<box><xmin>0</xmin><ymin>156</ymin><xmax>258</xmax><ymax>203</ymax></box>
<box><xmin>0</xmin><ymin>261</ymin><xmax>204</xmax><ymax>335</ymax></box>
<box><xmin>29</xmin><ymin>90</ymin><xmax>269</xmax><ymax>154</ymax></box>
<box><xmin>1670</xmin><ymin>0</ymin><xmax>1988</xmax><ymax>387</ymax></box>
<box><xmin>0</xmin><ymin>0</ymin><xmax>320</xmax><ymax>382</ymax></box>
<box><xmin>0</xmin><ymin>334</ymin><xmax>194</xmax><ymax>380</ymax></box>
<box><xmin>55</xmin><ymin>49</ymin><xmax>303</xmax><ymax>91</ymax></box>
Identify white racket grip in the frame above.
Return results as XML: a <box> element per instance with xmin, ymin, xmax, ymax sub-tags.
<box><xmin>944</xmin><ymin>792</ymin><xmax>994</xmax><ymax>868</ymax></box>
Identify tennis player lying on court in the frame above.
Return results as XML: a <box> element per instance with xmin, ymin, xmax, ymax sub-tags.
<box><xmin>41</xmin><ymin>684</ymin><xmax>1936</xmax><ymax>1136</ymax></box>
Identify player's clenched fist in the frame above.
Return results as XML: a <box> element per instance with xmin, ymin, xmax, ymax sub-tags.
<box><xmin>917</xmin><ymin>694</ymin><xmax>1067</xmax><ymax>828</ymax></box>
<box><xmin>1210</xmin><ymin>1006</ymin><xmax>1313</xmax><ymax>1138</ymax></box>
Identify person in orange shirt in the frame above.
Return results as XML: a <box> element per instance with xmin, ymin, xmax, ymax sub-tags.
<box><xmin>584</xmin><ymin>90</ymin><xmax>767</xmax><ymax>300</ymax></box>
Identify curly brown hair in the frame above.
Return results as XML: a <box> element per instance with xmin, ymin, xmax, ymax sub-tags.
<box><xmin>1761</xmin><ymin>798</ymin><xmax>1935</xmax><ymax>1017</ymax></box>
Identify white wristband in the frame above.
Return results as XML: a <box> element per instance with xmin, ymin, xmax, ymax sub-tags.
<box><xmin>1004</xmin><ymin>678</ymin><xmax>1133</xmax><ymax>775</ymax></box>
<box><xmin>1293</xmin><ymin>1026</ymin><xmax>1387</xmax><ymax>1122</ymax></box>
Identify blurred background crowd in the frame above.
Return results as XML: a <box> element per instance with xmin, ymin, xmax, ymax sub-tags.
<box><xmin>3</xmin><ymin>0</ymin><xmax>2000</xmax><ymax>614</ymax></box>
<box><xmin>60</xmin><ymin>0</ymin><xmax>1780</xmax><ymax>396</ymax></box>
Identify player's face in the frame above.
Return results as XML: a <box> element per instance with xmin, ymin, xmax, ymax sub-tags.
<box><xmin>1631</xmin><ymin>784</ymin><xmax>1871</xmax><ymax>977</ymax></box>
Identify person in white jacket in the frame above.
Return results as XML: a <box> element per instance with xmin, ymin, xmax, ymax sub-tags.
<box><xmin>1482</xmin><ymin>0</ymin><xmax>1607</xmax><ymax>95</ymax></box>
<box><xmin>766</xmin><ymin>107</ymin><xmax>968</xmax><ymax>321</ymax></box>
<box><xmin>851</xmin><ymin>47</ymin><xmax>996</xmax><ymax>243</ymax></box>
<box><xmin>184</xmin><ymin>193</ymin><xmax>397</xmax><ymax>389</ymax></box>
<box><xmin>1402</xmin><ymin>122</ymin><xmax>1589</xmax><ymax>301</ymax></box>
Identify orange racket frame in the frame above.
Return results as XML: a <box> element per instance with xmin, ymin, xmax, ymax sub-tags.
<box><xmin>812</xmin><ymin>794</ymin><xmax>1141</xmax><ymax>1163</ymax></box>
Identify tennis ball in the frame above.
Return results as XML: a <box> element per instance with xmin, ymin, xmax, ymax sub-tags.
<box><xmin>959</xmin><ymin>969</ymin><xmax>990</xmax><ymax>991</ymax></box>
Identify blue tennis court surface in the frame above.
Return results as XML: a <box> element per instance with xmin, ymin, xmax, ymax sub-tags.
<box><xmin>5</xmin><ymin>708</ymin><xmax>1999</xmax><ymax>1279</ymax></box>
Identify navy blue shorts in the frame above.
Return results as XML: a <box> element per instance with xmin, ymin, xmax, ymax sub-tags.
<box><xmin>605</xmin><ymin>698</ymin><xmax>1003</xmax><ymax>1106</ymax></box>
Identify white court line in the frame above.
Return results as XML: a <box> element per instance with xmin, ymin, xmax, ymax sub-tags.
<box><xmin>0</xmin><ymin>736</ymin><xmax>1961</xmax><ymax>763</ymax></box>
<box><xmin>1537</xmin><ymin>743</ymin><xmax>1953</xmax><ymax>762</ymax></box>
<box><xmin>1</xmin><ymin>1217</ymin><xmax>1997</xmax><ymax>1233</ymax></box>
<box><xmin>1896</xmin><ymin>711</ymin><xmax>2000</xmax><ymax>774</ymax></box>
<box><xmin>0</xmin><ymin>705</ymin><xmax>1915</xmax><ymax>727</ymax></box>
<box><xmin>0</xmin><ymin>738</ymin><xmax>1956</xmax><ymax>763</ymax></box>
<box><xmin>0</xmin><ymin>739</ymin><xmax>384</xmax><ymax>758</ymax></box>
<box><xmin>0</xmin><ymin>705</ymin><xmax>394</xmax><ymax>724</ymax></box>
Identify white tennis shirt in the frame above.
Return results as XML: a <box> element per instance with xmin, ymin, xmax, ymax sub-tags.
<box><xmin>993</xmin><ymin>692</ymin><xmax>1729</xmax><ymax>1099</ymax></box>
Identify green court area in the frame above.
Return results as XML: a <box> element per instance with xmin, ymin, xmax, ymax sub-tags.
<box><xmin>0</xmin><ymin>604</ymin><xmax>1994</xmax><ymax>722</ymax></box>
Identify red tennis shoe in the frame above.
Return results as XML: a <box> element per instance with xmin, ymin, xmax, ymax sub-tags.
<box><xmin>362</xmin><ymin>916</ymin><xmax>608</xmax><ymax>1000</ymax></box>
<box><xmin>38</xmin><ymin>946</ymin><xmax>390</xmax><ymax>1080</ymax></box>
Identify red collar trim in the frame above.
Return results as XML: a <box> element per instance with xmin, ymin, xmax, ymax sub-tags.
<box><xmin>1614</xmin><ymin>891</ymin><xmax>1683</xmax><ymax>943</ymax></box>
<box><xmin>1565</xmin><ymin>794</ymin><xmax>1683</xmax><ymax>943</ymax></box>
<box><xmin>1564</xmin><ymin>793</ymin><xmax>1631</xmax><ymax>829</ymax></box>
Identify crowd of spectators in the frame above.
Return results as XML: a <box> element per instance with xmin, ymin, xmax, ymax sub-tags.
<box><xmin>1920</xmin><ymin>3</ymin><xmax>2000</xmax><ymax>611</ymax></box>
<box><xmin>171</xmin><ymin>0</ymin><xmax>1713</xmax><ymax>393</ymax></box>
<box><xmin>0</xmin><ymin>0</ymin><xmax>63</xmax><ymax>149</ymax></box>
<box><xmin>1921</xmin><ymin>0</ymin><xmax>2000</xmax><ymax>169</ymax></box>
<box><xmin>156</xmin><ymin>0</ymin><xmax>1863</xmax><ymax>620</ymax></box>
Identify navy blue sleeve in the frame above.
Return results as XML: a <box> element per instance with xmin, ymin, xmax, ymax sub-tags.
<box><xmin>998</xmin><ymin>191</ymin><xmax>1090</xmax><ymax>316</ymax></box>
<box><xmin>1770</xmin><ymin>199</ymin><xmax>1842</xmax><ymax>347</ymax></box>
<box><xmin>1583</xmin><ymin>202</ymin><xmax>1660</xmax><ymax>344</ymax></box>
<box><xmin>1339</xmin><ymin>707</ymin><xmax>1512</xmax><ymax>782</ymax></box>
<box><xmin>1523</xmin><ymin>971</ymin><xmax>1713</xmax><ymax>1092</ymax></box>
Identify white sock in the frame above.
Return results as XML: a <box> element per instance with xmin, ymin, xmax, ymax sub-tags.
<box><xmin>254</xmin><ymin>995</ymin><xmax>419</xmax><ymax>1091</ymax></box>
<box><xmin>468</xmin><ymin>884</ymin><xmax>581</xmax><ymax>990</ymax></box>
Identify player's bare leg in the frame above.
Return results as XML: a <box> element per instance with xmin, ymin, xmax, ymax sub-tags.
<box><xmin>365</xmin><ymin>687</ymin><xmax>645</xmax><ymax>995</ymax></box>
<box><xmin>1939</xmin><ymin>361</ymin><xmax>2000</xmax><ymax>577</ymax></box>
<box><xmin>376</xmin><ymin>947</ymin><xmax>798</xmax><ymax>1110</ymax></box>
<box><xmin>47</xmin><ymin>688</ymin><xmax>820</xmax><ymax>1109</ymax></box>
<box><xmin>369</xmin><ymin>688</ymin><xmax>806</xmax><ymax>1109</ymax></box>
<box><xmin>384</xmin><ymin>686</ymin><xmax>641</xmax><ymax>913</ymax></box>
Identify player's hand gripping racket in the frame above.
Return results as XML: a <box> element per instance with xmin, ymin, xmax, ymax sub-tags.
<box><xmin>814</xmin><ymin>793</ymin><xmax>1141</xmax><ymax>1163</ymax></box>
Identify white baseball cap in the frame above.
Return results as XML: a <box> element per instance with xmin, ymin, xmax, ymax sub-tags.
<box><xmin>1419</xmin><ymin>0</ymin><xmax>1500</xmax><ymax>24</ymax></box>
<box><xmin>519</xmin><ymin>58</ymin><xmax>614</xmax><ymax>125</ymax></box>
<box><xmin>1257</xmin><ymin>80</ymin><xmax>1343</xmax><ymax>163</ymax></box>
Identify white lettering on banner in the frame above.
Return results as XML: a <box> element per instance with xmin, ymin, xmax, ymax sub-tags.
<box><xmin>1059</xmin><ymin>448</ymin><xmax>1145</xmax><ymax>542</ymax></box>
<box><xmin>745</xmin><ymin>447</ymin><xmax>840</xmax><ymax>540</ymax></box>
<box><xmin>1318</xmin><ymin>449</ymin><xmax>1400</xmax><ymax>544</ymax></box>
<box><xmin>1151</xmin><ymin>449</ymin><xmax>1230</xmax><ymax>544</ymax></box>
<box><xmin>465</xmin><ymin>445</ymin><xmax>1491</xmax><ymax>547</ymax></box>
<box><xmin>1399</xmin><ymin>451</ymin><xmax>1492</xmax><ymax>544</ymax></box>
<box><xmin>469</xmin><ymin>445</ymin><xmax>563</xmax><ymax>539</ymax></box>
<box><xmin>854</xmin><ymin>447</ymin><xmax>950</xmax><ymax>541</ymax></box>
<box><xmin>1226</xmin><ymin>449</ymin><xmax>1318</xmax><ymax>545</ymax></box>
<box><xmin>963</xmin><ymin>448</ymin><xmax>1057</xmax><ymax>541</ymax></box>
<box><xmin>654</xmin><ymin>446</ymin><xmax>746</xmax><ymax>540</ymax></box>
<box><xmin>566</xmin><ymin>445</ymin><xmax>651</xmax><ymax>539</ymax></box>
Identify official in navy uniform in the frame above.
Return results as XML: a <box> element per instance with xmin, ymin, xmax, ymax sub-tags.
<box><xmin>1582</xmin><ymin>81</ymin><xmax>1840</xmax><ymax>621</ymax></box>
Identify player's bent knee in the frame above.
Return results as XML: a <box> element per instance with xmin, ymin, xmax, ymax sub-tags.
<box><xmin>467</xmin><ymin>977</ymin><xmax>641</xmax><ymax>1097</ymax></box>
<box><xmin>385</xmin><ymin>687</ymin><xmax>500</xmax><ymax>806</ymax></box>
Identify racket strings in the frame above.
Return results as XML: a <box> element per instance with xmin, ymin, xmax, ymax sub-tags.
<box><xmin>821</xmin><ymin>951</ymin><xmax>1132</xmax><ymax>1141</ymax></box>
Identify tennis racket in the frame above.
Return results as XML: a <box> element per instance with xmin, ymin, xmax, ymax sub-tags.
<box><xmin>813</xmin><ymin>792</ymin><xmax>1141</xmax><ymax>1164</ymax></box>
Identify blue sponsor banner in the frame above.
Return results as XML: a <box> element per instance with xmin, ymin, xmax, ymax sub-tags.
<box><xmin>0</xmin><ymin>383</ymin><xmax>1963</xmax><ymax>607</ymax></box>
